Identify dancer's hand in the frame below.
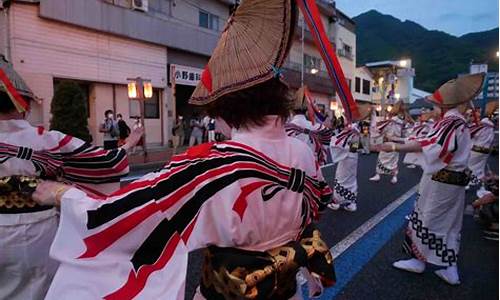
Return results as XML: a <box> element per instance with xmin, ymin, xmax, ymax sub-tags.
<box><xmin>32</xmin><ymin>181</ymin><xmax>72</xmax><ymax>207</ymax></box>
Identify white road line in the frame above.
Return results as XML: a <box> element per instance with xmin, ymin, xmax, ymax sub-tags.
<box><xmin>330</xmin><ymin>185</ymin><xmax>418</xmax><ymax>259</ymax></box>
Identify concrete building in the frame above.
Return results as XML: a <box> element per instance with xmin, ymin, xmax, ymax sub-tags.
<box><xmin>0</xmin><ymin>0</ymin><xmax>231</xmax><ymax>147</ymax></box>
<box><xmin>353</xmin><ymin>66</ymin><xmax>374</xmax><ymax>103</ymax></box>
<box><xmin>284</xmin><ymin>0</ymin><xmax>356</xmax><ymax>118</ymax></box>
<box><xmin>0</xmin><ymin>0</ymin><xmax>356</xmax><ymax>146</ymax></box>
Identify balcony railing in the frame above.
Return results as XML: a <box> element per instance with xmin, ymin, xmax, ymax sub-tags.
<box><xmin>285</xmin><ymin>61</ymin><xmax>330</xmax><ymax>79</ymax></box>
<box><xmin>337</xmin><ymin>49</ymin><xmax>354</xmax><ymax>61</ymax></box>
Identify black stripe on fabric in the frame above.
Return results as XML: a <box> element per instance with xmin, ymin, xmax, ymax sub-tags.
<box><xmin>86</xmin><ymin>154</ymin><xmax>283</xmax><ymax>229</ymax></box>
<box><xmin>437</xmin><ymin>120</ymin><xmax>462</xmax><ymax>146</ymax></box>
<box><xmin>63</xmin><ymin>150</ymin><xmax>127</xmax><ymax>170</ymax></box>
<box><xmin>130</xmin><ymin>218</ymin><xmax>176</xmax><ymax>271</ymax></box>
<box><xmin>130</xmin><ymin>169</ymin><xmax>287</xmax><ymax>270</ymax></box>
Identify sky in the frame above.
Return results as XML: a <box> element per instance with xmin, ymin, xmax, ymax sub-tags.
<box><xmin>335</xmin><ymin>0</ymin><xmax>499</xmax><ymax>36</ymax></box>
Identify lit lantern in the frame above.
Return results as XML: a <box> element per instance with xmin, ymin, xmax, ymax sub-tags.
<box><xmin>378</xmin><ymin>77</ymin><xmax>384</xmax><ymax>86</ymax></box>
<box><xmin>143</xmin><ymin>81</ymin><xmax>153</xmax><ymax>99</ymax></box>
<box><xmin>128</xmin><ymin>80</ymin><xmax>138</xmax><ymax>99</ymax></box>
<box><xmin>311</xmin><ymin>68</ymin><xmax>319</xmax><ymax>74</ymax></box>
<box><xmin>330</xmin><ymin>101</ymin><xmax>337</xmax><ymax>111</ymax></box>
<box><xmin>395</xmin><ymin>93</ymin><xmax>401</xmax><ymax>100</ymax></box>
<box><xmin>376</xmin><ymin>105</ymin><xmax>382</xmax><ymax>112</ymax></box>
<box><xmin>399</xmin><ymin>60</ymin><xmax>407</xmax><ymax>67</ymax></box>
<box><xmin>387</xmin><ymin>105</ymin><xmax>393</xmax><ymax>112</ymax></box>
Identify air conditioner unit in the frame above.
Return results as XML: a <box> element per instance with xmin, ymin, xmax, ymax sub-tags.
<box><xmin>132</xmin><ymin>0</ymin><xmax>148</xmax><ymax>12</ymax></box>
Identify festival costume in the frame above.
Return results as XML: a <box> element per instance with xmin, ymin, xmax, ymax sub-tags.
<box><xmin>398</xmin><ymin>73</ymin><xmax>485</xmax><ymax>283</ymax></box>
<box><xmin>0</xmin><ymin>57</ymin><xmax>129</xmax><ymax>300</ymax></box>
<box><xmin>468</xmin><ymin>118</ymin><xmax>495</xmax><ymax>186</ymax></box>
<box><xmin>374</xmin><ymin>115</ymin><xmax>405</xmax><ymax>178</ymax></box>
<box><xmin>328</xmin><ymin>106</ymin><xmax>371</xmax><ymax>211</ymax></box>
<box><xmin>44</xmin><ymin>1</ymin><xmax>341</xmax><ymax>299</ymax></box>
<box><xmin>329</xmin><ymin>124</ymin><xmax>360</xmax><ymax>210</ymax></box>
<box><xmin>403</xmin><ymin>120</ymin><xmax>433</xmax><ymax>168</ymax></box>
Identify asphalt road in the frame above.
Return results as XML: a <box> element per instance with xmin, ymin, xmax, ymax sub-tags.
<box><xmin>123</xmin><ymin>152</ymin><xmax>499</xmax><ymax>300</ymax></box>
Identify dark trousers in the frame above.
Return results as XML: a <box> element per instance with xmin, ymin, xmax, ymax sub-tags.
<box><xmin>103</xmin><ymin>140</ymin><xmax>118</xmax><ymax>150</ymax></box>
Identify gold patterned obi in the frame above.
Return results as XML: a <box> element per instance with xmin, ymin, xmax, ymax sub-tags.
<box><xmin>472</xmin><ymin>145</ymin><xmax>491</xmax><ymax>154</ymax></box>
<box><xmin>200</xmin><ymin>224</ymin><xmax>335</xmax><ymax>300</ymax></box>
<box><xmin>431</xmin><ymin>169</ymin><xmax>471</xmax><ymax>187</ymax></box>
<box><xmin>0</xmin><ymin>176</ymin><xmax>52</xmax><ymax>214</ymax></box>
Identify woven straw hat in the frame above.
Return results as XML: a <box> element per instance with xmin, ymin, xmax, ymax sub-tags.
<box><xmin>0</xmin><ymin>55</ymin><xmax>34</xmax><ymax>112</ymax></box>
<box><xmin>189</xmin><ymin>0</ymin><xmax>297</xmax><ymax>105</ymax></box>
<box><xmin>293</xmin><ymin>86</ymin><xmax>308</xmax><ymax>111</ymax></box>
<box><xmin>426</xmin><ymin>73</ymin><xmax>485</xmax><ymax>108</ymax></box>
<box><xmin>354</xmin><ymin>102</ymin><xmax>372</xmax><ymax>121</ymax></box>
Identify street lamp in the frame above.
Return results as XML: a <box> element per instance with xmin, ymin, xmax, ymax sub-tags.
<box><xmin>330</xmin><ymin>101</ymin><xmax>337</xmax><ymax>111</ymax></box>
<box><xmin>376</xmin><ymin>105</ymin><xmax>382</xmax><ymax>112</ymax></box>
<box><xmin>387</xmin><ymin>105</ymin><xmax>393</xmax><ymax>113</ymax></box>
<box><xmin>399</xmin><ymin>59</ymin><xmax>407</xmax><ymax>67</ymax></box>
<box><xmin>127</xmin><ymin>77</ymin><xmax>153</xmax><ymax>160</ymax></box>
<box><xmin>310</xmin><ymin>68</ymin><xmax>319</xmax><ymax>74</ymax></box>
<box><xmin>395</xmin><ymin>93</ymin><xmax>401</xmax><ymax>100</ymax></box>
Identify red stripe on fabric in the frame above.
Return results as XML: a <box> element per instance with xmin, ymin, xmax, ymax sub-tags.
<box><xmin>63</xmin><ymin>158</ymin><xmax>129</xmax><ymax>176</ymax></box>
<box><xmin>48</xmin><ymin>135</ymin><xmax>73</xmax><ymax>151</ymax></box>
<box><xmin>104</xmin><ymin>233</ymin><xmax>181</xmax><ymax>300</ymax></box>
<box><xmin>0</xmin><ymin>68</ymin><xmax>29</xmax><ymax>112</ymax></box>
<box><xmin>78</xmin><ymin>202</ymin><xmax>159</xmax><ymax>259</ymax></box>
<box><xmin>79</xmin><ymin>162</ymin><xmax>283</xmax><ymax>258</ymax></box>
<box><xmin>233</xmin><ymin>181</ymin><xmax>269</xmax><ymax>221</ymax></box>
<box><xmin>37</xmin><ymin>126</ymin><xmax>44</xmax><ymax>135</ymax></box>
<box><xmin>181</xmin><ymin>215</ymin><xmax>198</xmax><ymax>243</ymax></box>
<box><xmin>158</xmin><ymin>162</ymin><xmax>285</xmax><ymax>212</ymax></box>
<box><xmin>438</xmin><ymin>129</ymin><xmax>455</xmax><ymax>160</ymax></box>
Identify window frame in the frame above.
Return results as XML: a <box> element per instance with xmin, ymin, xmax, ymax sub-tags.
<box><xmin>362</xmin><ymin>79</ymin><xmax>371</xmax><ymax>95</ymax></box>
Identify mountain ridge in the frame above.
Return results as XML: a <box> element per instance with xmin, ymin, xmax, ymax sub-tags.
<box><xmin>353</xmin><ymin>10</ymin><xmax>499</xmax><ymax>91</ymax></box>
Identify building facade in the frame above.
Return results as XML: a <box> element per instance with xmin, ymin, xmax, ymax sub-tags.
<box><xmin>285</xmin><ymin>0</ymin><xmax>356</xmax><ymax>118</ymax></box>
<box><xmin>0</xmin><ymin>0</ymin><xmax>356</xmax><ymax>145</ymax></box>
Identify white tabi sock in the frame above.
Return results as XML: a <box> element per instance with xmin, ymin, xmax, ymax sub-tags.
<box><xmin>434</xmin><ymin>265</ymin><xmax>460</xmax><ymax>285</ymax></box>
<box><xmin>392</xmin><ymin>258</ymin><xmax>425</xmax><ymax>273</ymax></box>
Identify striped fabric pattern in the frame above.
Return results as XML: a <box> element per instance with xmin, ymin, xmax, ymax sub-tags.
<box><xmin>0</xmin><ymin>142</ymin><xmax>128</xmax><ymax>185</ymax></box>
<box><xmin>74</xmin><ymin>141</ymin><xmax>332</xmax><ymax>299</ymax></box>
<box><xmin>285</xmin><ymin>123</ymin><xmax>334</xmax><ymax>164</ymax></box>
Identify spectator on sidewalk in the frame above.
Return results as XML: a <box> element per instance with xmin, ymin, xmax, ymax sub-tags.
<box><xmin>99</xmin><ymin>109</ymin><xmax>119</xmax><ymax>149</ymax></box>
<box><xmin>189</xmin><ymin>114</ymin><xmax>203</xmax><ymax>147</ymax></box>
<box><xmin>207</xmin><ymin>118</ymin><xmax>216</xmax><ymax>142</ymax></box>
<box><xmin>116</xmin><ymin>113</ymin><xmax>131</xmax><ymax>147</ymax></box>
<box><xmin>473</xmin><ymin>173</ymin><xmax>499</xmax><ymax>241</ymax></box>
<box><xmin>132</xmin><ymin>117</ymin><xmax>144</xmax><ymax>154</ymax></box>
<box><xmin>172</xmin><ymin>115</ymin><xmax>185</xmax><ymax>153</ymax></box>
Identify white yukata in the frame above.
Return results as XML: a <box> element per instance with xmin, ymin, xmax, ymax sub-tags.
<box><xmin>288</xmin><ymin>114</ymin><xmax>321</xmax><ymax>149</ymax></box>
<box><xmin>45</xmin><ymin>116</ymin><xmax>332</xmax><ymax>300</ymax></box>
<box><xmin>0</xmin><ymin>119</ymin><xmax>129</xmax><ymax>300</ymax></box>
<box><xmin>403</xmin><ymin>109</ymin><xmax>471</xmax><ymax>267</ymax></box>
<box><xmin>375</xmin><ymin>116</ymin><xmax>404</xmax><ymax>176</ymax></box>
<box><xmin>330</xmin><ymin>125</ymin><xmax>360</xmax><ymax>207</ymax></box>
<box><xmin>403</xmin><ymin>121</ymin><xmax>433</xmax><ymax>167</ymax></box>
<box><xmin>468</xmin><ymin>118</ymin><xmax>495</xmax><ymax>186</ymax></box>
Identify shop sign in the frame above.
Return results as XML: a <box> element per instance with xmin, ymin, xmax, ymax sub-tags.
<box><xmin>170</xmin><ymin>64</ymin><xmax>203</xmax><ymax>86</ymax></box>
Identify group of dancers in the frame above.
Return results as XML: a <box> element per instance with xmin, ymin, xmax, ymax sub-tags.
<box><xmin>0</xmin><ymin>0</ymin><xmax>496</xmax><ymax>299</ymax></box>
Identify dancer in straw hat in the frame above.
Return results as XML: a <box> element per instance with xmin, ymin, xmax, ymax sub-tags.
<box><xmin>402</xmin><ymin>114</ymin><xmax>436</xmax><ymax>169</ymax></box>
<box><xmin>31</xmin><ymin>1</ymin><xmax>336</xmax><ymax>299</ymax></box>
<box><xmin>327</xmin><ymin>104</ymin><xmax>373</xmax><ymax>212</ymax></box>
<box><xmin>0</xmin><ymin>55</ymin><xmax>142</xmax><ymax>300</ymax></box>
<box><xmin>369</xmin><ymin>101</ymin><xmax>408</xmax><ymax>184</ymax></box>
<box><xmin>376</xmin><ymin>73</ymin><xmax>485</xmax><ymax>285</ymax></box>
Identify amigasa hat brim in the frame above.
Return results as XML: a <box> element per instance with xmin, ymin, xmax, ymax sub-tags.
<box><xmin>189</xmin><ymin>0</ymin><xmax>297</xmax><ymax>106</ymax></box>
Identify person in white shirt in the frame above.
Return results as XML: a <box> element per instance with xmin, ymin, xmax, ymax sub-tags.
<box><xmin>377</xmin><ymin>73</ymin><xmax>485</xmax><ymax>285</ymax></box>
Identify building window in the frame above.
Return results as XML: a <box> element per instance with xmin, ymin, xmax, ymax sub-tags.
<box><xmin>304</xmin><ymin>54</ymin><xmax>321</xmax><ymax>70</ymax></box>
<box><xmin>53</xmin><ymin>79</ymin><xmax>91</xmax><ymax>117</ymax></box>
<box><xmin>362</xmin><ymin>79</ymin><xmax>371</xmax><ymax>95</ymax></box>
<box><xmin>343</xmin><ymin>43</ymin><xmax>352</xmax><ymax>55</ymax></box>
<box><xmin>129</xmin><ymin>89</ymin><xmax>161</xmax><ymax>119</ymax></box>
<box><xmin>355</xmin><ymin>77</ymin><xmax>361</xmax><ymax>93</ymax></box>
<box><xmin>346</xmin><ymin>78</ymin><xmax>352</xmax><ymax>91</ymax></box>
<box><xmin>199</xmin><ymin>10</ymin><xmax>219</xmax><ymax>31</ymax></box>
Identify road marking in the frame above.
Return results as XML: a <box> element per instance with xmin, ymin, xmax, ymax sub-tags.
<box><xmin>302</xmin><ymin>184</ymin><xmax>419</xmax><ymax>299</ymax></box>
<box><xmin>330</xmin><ymin>185</ymin><xmax>418</xmax><ymax>258</ymax></box>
